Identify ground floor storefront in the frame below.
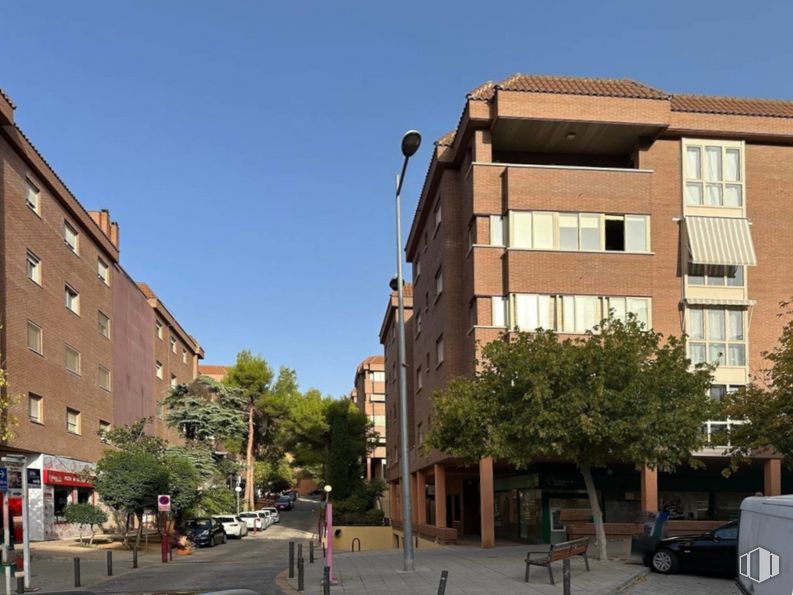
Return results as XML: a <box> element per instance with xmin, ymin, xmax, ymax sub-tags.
<box><xmin>388</xmin><ymin>456</ymin><xmax>787</xmax><ymax>547</ymax></box>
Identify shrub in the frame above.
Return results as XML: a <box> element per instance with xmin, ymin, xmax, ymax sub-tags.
<box><xmin>63</xmin><ymin>503</ymin><xmax>108</xmax><ymax>546</ymax></box>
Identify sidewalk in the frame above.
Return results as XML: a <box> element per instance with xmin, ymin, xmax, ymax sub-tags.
<box><xmin>282</xmin><ymin>545</ymin><xmax>649</xmax><ymax>595</ymax></box>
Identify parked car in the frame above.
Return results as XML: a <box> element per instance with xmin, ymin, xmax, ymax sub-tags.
<box><xmin>214</xmin><ymin>514</ymin><xmax>248</xmax><ymax>539</ymax></box>
<box><xmin>255</xmin><ymin>510</ymin><xmax>273</xmax><ymax>529</ymax></box>
<box><xmin>649</xmin><ymin>520</ymin><xmax>737</xmax><ymax>576</ymax></box>
<box><xmin>238</xmin><ymin>512</ymin><xmax>266</xmax><ymax>531</ymax></box>
<box><xmin>180</xmin><ymin>517</ymin><xmax>227</xmax><ymax>547</ymax></box>
<box><xmin>259</xmin><ymin>506</ymin><xmax>280</xmax><ymax>524</ymax></box>
<box><xmin>284</xmin><ymin>490</ymin><xmax>298</xmax><ymax>502</ymax></box>
<box><xmin>737</xmin><ymin>495</ymin><xmax>793</xmax><ymax>593</ymax></box>
<box><xmin>275</xmin><ymin>496</ymin><xmax>293</xmax><ymax>511</ymax></box>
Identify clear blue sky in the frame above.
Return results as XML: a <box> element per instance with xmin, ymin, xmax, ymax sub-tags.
<box><xmin>3</xmin><ymin>1</ymin><xmax>793</xmax><ymax>397</ymax></box>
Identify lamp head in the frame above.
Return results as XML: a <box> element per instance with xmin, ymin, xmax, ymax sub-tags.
<box><xmin>401</xmin><ymin>130</ymin><xmax>421</xmax><ymax>158</ymax></box>
<box><xmin>324</xmin><ymin>485</ymin><xmax>333</xmax><ymax>494</ymax></box>
<box><xmin>234</xmin><ymin>486</ymin><xmax>242</xmax><ymax>493</ymax></box>
<box><xmin>389</xmin><ymin>275</ymin><xmax>399</xmax><ymax>292</ymax></box>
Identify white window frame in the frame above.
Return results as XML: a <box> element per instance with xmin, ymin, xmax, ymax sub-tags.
<box><xmin>436</xmin><ymin>335</ymin><xmax>444</xmax><ymax>366</ymax></box>
<box><xmin>28</xmin><ymin>394</ymin><xmax>43</xmax><ymax>423</ymax></box>
<box><xmin>687</xmin><ymin>307</ymin><xmax>747</xmax><ymax>367</ymax></box>
<box><xmin>170</xmin><ymin>337</ymin><xmax>177</xmax><ymax>354</ymax></box>
<box><xmin>491</xmin><ymin>297</ymin><xmax>507</xmax><ymax>328</ymax></box>
<box><xmin>65</xmin><ymin>345</ymin><xmax>81</xmax><ymax>375</ymax></box>
<box><xmin>98</xmin><ymin>311</ymin><xmax>111</xmax><ymax>338</ymax></box>
<box><xmin>26</xmin><ymin>250</ymin><xmax>42</xmax><ymax>285</ymax></box>
<box><xmin>686</xmin><ymin>264</ymin><xmax>745</xmax><ymax>288</ymax></box>
<box><xmin>489</xmin><ymin>215</ymin><xmax>506</xmax><ymax>246</ymax></box>
<box><xmin>98</xmin><ymin>366</ymin><xmax>112</xmax><ymax>392</ymax></box>
<box><xmin>170</xmin><ymin>374</ymin><xmax>178</xmax><ymax>388</ymax></box>
<box><xmin>435</xmin><ymin>268</ymin><xmax>443</xmax><ymax>299</ymax></box>
<box><xmin>64</xmin><ymin>221</ymin><xmax>79</xmax><ymax>254</ymax></box>
<box><xmin>434</xmin><ymin>200</ymin><xmax>442</xmax><ymax>234</ymax></box>
<box><xmin>182</xmin><ymin>349</ymin><xmax>187</xmax><ymax>364</ymax></box>
<box><xmin>155</xmin><ymin>361</ymin><xmax>164</xmax><ymax>379</ymax></box>
<box><xmin>66</xmin><ymin>408</ymin><xmax>81</xmax><ymax>435</ymax></box>
<box><xmin>682</xmin><ymin>139</ymin><xmax>745</xmax><ymax>210</ymax></box>
<box><xmin>26</xmin><ymin>178</ymin><xmax>41</xmax><ymax>214</ymax></box>
<box><xmin>97</xmin><ymin>258</ymin><xmax>110</xmax><ymax>285</ymax></box>
<box><xmin>416</xmin><ymin>366</ymin><xmax>423</xmax><ymax>391</ymax></box>
<box><xmin>156</xmin><ymin>322</ymin><xmax>163</xmax><ymax>340</ymax></box>
<box><xmin>65</xmin><ymin>284</ymin><xmax>80</xmax><ymax>315</ymax></box>
<box><xmin>27</xmin><ymin>321</ymin><xmax>43</xmax><ymax>354</ymax></box>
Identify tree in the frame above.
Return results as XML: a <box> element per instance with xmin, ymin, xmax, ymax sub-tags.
<box><xmin>254</xmin><ymin>457</ymin><xmax>294</xmax><ymax>493</ymax></box>
<box><xmin>725</xmin><ymin>301</ymin><xmax>793</xmax><ymax>466</ymax></box>
<box><xmin>162</xmin><ymin>377</ymin><xmax>247</xmax><ymax>443</ymax></box>
<box><xmin>0</xmin><ymin>354</ymin><xmax>20</xmax><ymax>441</ymax></box>
<box><xmin>223</xmin><ymin>351</ymin><xmax>274</xmax><ymax>510</ymax></box>
<box><xmin>326</xmin><ymin>399</ymin><xmax>373</xmax><ymax>500</ymax></box>
<box><xmin>64</xmin><ymin>503</ymin><xmax>108</xmax><ymax>546</ymax></box>
<box><xmin>283</xmin><ymin>388</ymin><xmax>331</xmax><ymax>477</ymax></box>
<box><xmin>428</xmin><ymin>318</ymin><xmax>713</xmax><ymax>560</ymax></box>
<box><xmin>162</xmin><ymin>454</ymin><xmax>201</xmax><ymax>519</ymax></box>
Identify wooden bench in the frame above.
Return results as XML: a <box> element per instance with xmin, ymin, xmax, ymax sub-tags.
<box><xmin>524</xmin><ymin>537</ymin><xmax>590</xmax><ymax>585</ymax></box>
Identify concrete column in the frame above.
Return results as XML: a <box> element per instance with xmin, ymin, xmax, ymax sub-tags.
<box><xmin>416</xmin><ymin>468</ymin><xmax>427</xmax><ymax>526</ymax></box>
<box><xmin>764</xmin><ymin>459</ymin><xmax>782</xmax><ymax>496</ymax></box>
<box><xmin>434</xmin><ymin>464</ymin><xmax>447</xmax><ymax>531</ymax></box>
<box><xmin>410</xmin><ymin>473</ymin><xmax>418</xmax><ymax>524</ymax></box>
<box><xmin>479</xmin><ymin>457</ymin><xmax>495</xmax><ymax>548</ymax></box>
<box><xmin>641</xmin><ymin>466</ymin><xmax>658</xmax><ymax>512</ymax></box>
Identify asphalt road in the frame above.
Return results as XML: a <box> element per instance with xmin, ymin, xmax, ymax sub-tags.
<box><xmin>77</xmin><ymin>498</ymin><xmax>319</xmax><ymax>595</ymax></box>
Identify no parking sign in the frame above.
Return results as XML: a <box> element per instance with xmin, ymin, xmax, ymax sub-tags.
<box><xmin>158</xmin><ymin>494</ymin><xmax>171</xmax><ymax>512</ymax></box>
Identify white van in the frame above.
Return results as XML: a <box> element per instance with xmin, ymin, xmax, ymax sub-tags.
<box><xmin>737</xmin><ymin>495</ymin><xmax>793</xmax><ymax>594</ymax></box>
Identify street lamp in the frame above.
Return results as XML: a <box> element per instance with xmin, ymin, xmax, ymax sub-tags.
<box><xmin>393</xmin><ymin>129</ymin><xmax>421</xmax><ymax>572</ymax></box>
<box><xmin>323</xmin><ymin>485</ymin><xmax>335</xmax><ymax>584</ymax></box>
<box><xmin>235</xmin><ymin>485</ymin><xmax>242</xmax><ymax>515</ymax></box>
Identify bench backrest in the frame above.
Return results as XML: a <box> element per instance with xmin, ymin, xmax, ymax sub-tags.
<box><xmin>548</xmin><ymin>537</ymin><xmax>589</xmax><ymax>561</ymax></box>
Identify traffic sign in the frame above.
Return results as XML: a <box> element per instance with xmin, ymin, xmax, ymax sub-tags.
<box><xmin>158</xmin><ymin>494</ymin><xmax>171</xmax><ymax>512</ymax></box>
<box><xmin>0</xmin><ymin>468</ymin><xmax>6</xmax><ymax>493</ymax></box>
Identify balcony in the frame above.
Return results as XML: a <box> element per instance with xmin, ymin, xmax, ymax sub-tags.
<box><xmin>693</xmin><ymin>419</ymin><xmax>746</xmax><ymax>457</ymax></box>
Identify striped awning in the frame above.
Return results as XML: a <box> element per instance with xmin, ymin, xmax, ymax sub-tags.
<box><xmin>684</xmin><ymin>216</ymin><xmax>757</xmax><ymax>266</ymax></box>
<box><xmin>684</xmin><ymin>298</ymin><xmax>756</xmax><ymax>307</ymax></box>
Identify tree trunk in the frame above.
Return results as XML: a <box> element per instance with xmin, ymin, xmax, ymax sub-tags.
<box><xmin>245</xmin><ymin>399</ymin><xmax>255</xmax><ymax>511</ymax></box>
<box><xmin>89</xmin><ymin>526</ymin><xmax>95</xmax><ymax>547</ymax></box>
<box><xmin>580</xmin><ymin>465</ymin><xmax>608</xmax><ymax>561</ymax></box>
<box><xmin>134</xmin><ymin>512</ymin><xmax>143</xmax><ymax>552</ymax></box>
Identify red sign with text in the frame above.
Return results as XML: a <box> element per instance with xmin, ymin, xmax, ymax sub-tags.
<box><xmin>43</xmin><ymin>470</ymin><xmax>93</xmax><ymax>488</ymax></box>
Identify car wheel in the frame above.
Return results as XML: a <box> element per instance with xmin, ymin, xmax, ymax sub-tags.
<box><xmin>651</xmin><ymin>549</ymin><xmax>679</xmax><ymax>574</ymax></box>
<box><xmin>222</xmin><ymin>533</ymin><xmax>227</xmax><ymax>544</ymax></box>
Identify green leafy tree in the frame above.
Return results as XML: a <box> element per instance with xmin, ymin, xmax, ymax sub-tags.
<box><xmin>223</xmin><ymin>351</ymin><xmax>274</xmax><ymax>510</ymax></box>
<box><xmin>725</xmin><ymin>300</ymin><xmax>793</xmax><ymax>467</ymax></box>
<box><xmin>254</xmin><ymin>457</ymin><xmax>294</xmax><ymax>493</ymax></box>
<box><xmin>0</xmin><ymin>354</ymin><xmax>18</xmax><ymax>442</ymax></box>
<box><xmin>284</xmin><ymin>388</ymin><xmax>331</xmax><ymax>476</ymax></box>
<box><xmin>326</xmin><ymin>399</ymin><xmax>373</xmax><ymax>500</ymax></box>
<box><xmin>162</xmin><ymin>454</ymin><xmax>201</xmax><ymax>519</ymax></box>
<box><xmin>103</xmin><ymin>418</ymin><xmax>166</xmax><ymax>455</ymax></box>
<box><xmin>194</xmin><ymin>487</ymin><xmax>237</xmax><ymax>516</ymax></box>
<box><xmin>64</xmin><ymin>503</ymin><xmax>108</xmax><ymax>546</ymax></box>
<box><xmin>162</xmin><ymin>377</ymin><xmax>247</xmax><ymax>443</ymax></box>
<box><xmin>428</xmin><ymin>318</ymin><xmax>713</xmax><ymax>560</ymax></box>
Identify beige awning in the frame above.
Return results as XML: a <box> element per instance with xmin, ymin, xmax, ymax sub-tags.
<box><xmin>684</xmin><ymin>298</ymin><xmax>756</xmax><ymax>307</ymax></box>
<box><xmin>684</xmin><ymin>216</ymin><xmax>757</xmax><ymax>266</ymax></box>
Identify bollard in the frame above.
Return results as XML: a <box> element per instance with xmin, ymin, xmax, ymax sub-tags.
<box><xmin>309</xmin><ymin>541</ymin><xmax>314</xmax><ymax>563</ymax></box>
<box><xmin>563</xmin><ymin>558</ymin><xmax>571</xmax><ymax>595</ymax></box>
<box><xmin>169</xmin><ymin>542</ymin><xmax>173</xmax><ymax>562</ymax></box>
<box><xmin>16</xmin><ymin>576</ymin><xmax>23</xmax><ymax>594</ymax></box>
<box><xmin>133</xmin><ymin>546</ymin><xmax>138</xmax><ymax>569</ymax></box>
<box><xmin>297</xmin><ymin>557</ymin><xmax>304</xmax><ymax>591</ymax></box>
<box><xmin>73</xmin><ymin>558</ymin><xmax>81</xmax><ymax>587</ymax></box>
<box><xmin>437</xmin><ymin>570</ymin><xmax>449</xmax><ymax>595</ymax></box>
<box><xmin>107</xmin><ymin>550</ymin><xmax>113</xmax><ymax>576</ymax></box>
<box><xmin>323</xmin><ymin>565</ymin><xmax>330</xmax><ymax>595</ymax></box>
<box><xmin>289</xmin><ymin>541</ymin><xmax>295</xmax><ymax>578</ymax></box>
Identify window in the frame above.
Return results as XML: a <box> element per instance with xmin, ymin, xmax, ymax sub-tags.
<box><xmin>687</xmin><ymin>307</ymin><xmax>746</xmax><ymax>366</ymax></box>
<box><xmin>98</xmin><ymin>311</ymin><xmax>111</xmax><ymax>338</ymax></box>
<box><xmin>436</xmin><ymin>336</ymin><xmax>444</xmax><ymax>365</ymax></box>
<box><xmin>416</xmin><ymin>366</ymin><xmax>423</xmax><ymax>390</ymax></box>
<box><xmin>170</xmin><ymin>337</ymin><xmax>177</xmax><ymax>354</ymax></box>
<box><xmin>170</xmin><ymin>374</ymin><xmax>178</xmax><ymax>388</ymax></box>
<box><xmin>490</xmin><ymin>216</ymin><xmax>505</xmax><ymax>246</ymax></box>
<box><xmin>709</xmin><ymin>384</ymin><xmax>742</xmax><ymax>401</ymax></box>
<box><xmin>64</xmin><ymin>221</ymin><xmax>79</xmax><ymax>254</ymax></box>
<box><xmin>28</xmin><ymin>394</ymin><xmax>43</xmax><ymax>423</ymax></box>
<box><xmin>415</xmin><ymin>259</ymin><xmax>421</xmax><ymax>279</ymax></box>
<box><xmin>65</xmin><ymin>285</ymin><xmax>80</xmax><ymax>315</ymax></box>
<box><xmin>434</xmin><ymin>201</ymin><xmax>442</xmax><ymax>233</ymax></box>
<box><xmin>97</xmin><ymin>258</ymin><xmax>110</xmax><ymax>285</ymax></box>
<box><xmin>155</xmin><ymin>361</ymin><xmax>163</xmax><ymax>379</ymax></box>
<box><xmin>98</xmin><ymin>366</ymin><xmax>111</xmax><ymax>391</ymax></box>
<box><xmin>26</xmin><ymin>251</ymin><xmax>42</xmax><ymax>285</ymax></box>
<box><xmin>27</xmin><ymin>321</ymin><xmax>42</xmax><ymax>354</ymax></box>
<box><xmin>26</xmin><ymin>179</ymin><xmax>41</xmax><ymax>214</ymax></box>
<box><xmin>415</xmin><ymin>311</ymin><xmax>423</xmax><ymax>335</ymax></box>
<box><xmin>684</xmin><ymin>141</ymin><xmax>744</xmax><ymax>207</ymax></box>
<box><xmin>435</xmin><ymin>268</ymin><xmax>443</xmax><ymax>298</ymax></box>
<box><xmin>182</xmin><ymin>349</ymin><xmax>187</xmax><ymax>364</ymax></box>
<box><xmin>371</xmin><ymin>393</ymin><xmax>385</xmax><ymax>402</ymax></box>
<box><xmin>509</xmin><ymin>211</ymin><xmax>648</xmax><ymax>253</ymax></box>
<box><xmin>469</xmin><ymin>301</ymin><xmax>476</xmax><ymax>328</ymax></box>
<box><xmin>99</xmin><ymin>421</ymin><xmax>111</xmax><ymax>442</ymax></box>
<box><xmin>467</xmin><ymin>224</ymin><xmax>475</xmax><ymax>250</ymax></box>
<box><xmin>417</xmin><ymin>422</ymin><xmax>424</xmax><ymax>446</ymax></box>
<box><xmin>687</xmin><ymin>264</ymin><xmax>744</xmax><ymax>287</ymax></box>
<box><xmin>607</xmin><ymin>297</ymin><xmax>651</xmax><ymax>327</ymax></box>
<box><xmin>514</xmin><ymin>294</ymin><xmax>552</xmax><ymax>331</ymax></box>
<box><xmin>370</xmin><ymin>371</ymin><xmax>385</xmax><ymax>383</ymax></box>
<box><xmin>156</xmin><ymin>322</ymin><xmax>163</xmax><ymax>340</ymax></box>
<box><xmin>491</xmin><ymin>297</ymin><xmax>508</xmax><ymax>327</ymax></box>
<box><xmin>66</xmin><ymin>408</ymin><xmax>81</xmax><ymax>435</ymax></box>
<box><xmin>65</xmin><ymin>345</ymin><xmax>81</xmax><ymax>374</ymax></box>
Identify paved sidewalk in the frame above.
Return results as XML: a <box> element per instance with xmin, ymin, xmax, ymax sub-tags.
<box><xmin>283</xmin><ymin>545</ymin><xmax>648</xmax><ymax>594</ymax></box>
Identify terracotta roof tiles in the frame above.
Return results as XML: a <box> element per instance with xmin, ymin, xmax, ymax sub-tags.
<box><xmin>497</xmin><ymin>74</ymin><xmax>669</xmax><ymax>100</ymax></box>
<box><xmin>435</xmin><ymin>130</ymin><xmax>457</xmax><ymax>147</ymax></box>
<box><xmin>0</xmin><ymin>88</ymin><xmax>15</xmax><ymax>109</ymax></box>
<box><xmin>672</xmin><ymin>94</ymin><xmax>793</xmax><ymax>119</ymax></box>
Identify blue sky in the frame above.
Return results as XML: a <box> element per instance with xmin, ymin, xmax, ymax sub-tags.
<box><xmin>3</xmin><ymin>1</ymin><xmax>793</xmax><ymax>396</ymax></box>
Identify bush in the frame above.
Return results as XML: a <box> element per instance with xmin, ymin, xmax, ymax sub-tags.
<box><xmin>63</xmin><ymin>503</ymin><xmax>108</xmax><ymax>546</ymax></box>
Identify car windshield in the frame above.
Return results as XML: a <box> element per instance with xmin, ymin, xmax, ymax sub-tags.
<box><xmin>277</xmin><ymin>497</ymin><xmax>290</xmax><ymax>502</ymax></box>
<box><xmin>183</xmin><ymin>519</ymin><xmax>211</xmax><ymax>529</ymax></box>
<box><xmin>215</xmin><ymin>517</ymin><xmax>234</xmax><ymax>522</ymax></box>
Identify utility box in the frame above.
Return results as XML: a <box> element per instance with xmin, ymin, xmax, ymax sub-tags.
<box><xmin>737</xmin><ymin>495</ymin><xmax>793</xmax><ymax>594</ymax></box>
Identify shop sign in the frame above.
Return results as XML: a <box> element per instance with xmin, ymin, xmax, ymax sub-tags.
<box><xmin>43</xmin><ymin>470</ymin><xmax>93</xmax><ymax>488</ymax></box>
<box><xmin>27</xmin><ymin>469</ymin><xmax>42</xmax><ymax>490</ymax></box>
<box><xmin>0</xmin><ymin>468</ymin><xmax>7</xmax><ymax>493</ymax></box>
<box><xmin>7</xmin><ymin>464</ymin><xmax>23</xmax><ymax>497</ymax></box>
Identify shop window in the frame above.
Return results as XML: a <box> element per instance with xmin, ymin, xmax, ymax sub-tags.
<box><xmin>77</xmin><ymin>488</ymin><xmax>92</xmax><ymax>505</ymax></box>
<box><xmin>53</xmin><ymin>487</ymin><xmax>70</xmax><ymax>522</ymax></box>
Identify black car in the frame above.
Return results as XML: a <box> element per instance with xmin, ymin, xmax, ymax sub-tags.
<box><xmin>650</xmin><ymin>520</ymin><xmax>738</xmax><ymax>576</ymax></box>
<box><xmin>275</xmin><ymin>496</ymin><xmax>293</xmax><ymax>511</ymax></box>
<box><xmin>181</xmin><ymin>517</ymin><xmax>227</xmax><ymax>547</ymax></box>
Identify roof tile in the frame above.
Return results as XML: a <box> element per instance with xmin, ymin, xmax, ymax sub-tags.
<box><xmin>435</xmin><ymin>130</ymin><xmax>456</xmax><ymax>147</ymax></box>
<box><xmin>672</xmin><ymin>94</ymin><xmax>793</xmax><ymax>119</ymax></box>
<box><xmin>497</xmin><ymin>74</ymin><xmax>669</xmax><ymax>100</ymax></box>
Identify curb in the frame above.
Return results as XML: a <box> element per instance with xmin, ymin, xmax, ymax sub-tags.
<box><xmin>274</xmin><ymin>568</ymin><xmax>300</xmax><ymax>595</ymax></box>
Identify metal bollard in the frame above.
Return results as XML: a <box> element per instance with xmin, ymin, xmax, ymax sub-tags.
<box><xmin>297</xmin><ymin>557</ymin><xmax>304</xmax><ymax>591</ymax></box>
<box><xmin>309</xmin><ymin>541</ymin><xmax>314</xmax><ymax>563</ymax></box>
<box><xmin>107</xmin><ymin>550</ymin><xmax>113</xmax><ymax>576</ymax></box>
<box><xmin>323</xmin><ymin>565</ymin><xmax>330</xmax><ymax>595</ymax></box>
<box><xmin>133</xmin><ymin>546</ymin><xmax>138</xmax><ymax>569</ymax></box>
<box><xmin>73</xmin><ymin>558</ymin><xmax>81</xmax><ymax>587</ymax></box>
<box><xmin>289</xmin><ymin>541</ymin><xmax>295</xmax><ymax>578</ymax></box>
<box><xmin>437</xmin><ymin>570</ymin><xmax>449</xmax><ymax>595</ymax></box>
<box><xmin>563</xmin><ymin>558</ymin><xmax>571</xmax><ymax>595</ymax></box>
<box><xmin>16</xmin><ymin>576</ymin><xmax>24</xmax><ymax>594</ymax></box>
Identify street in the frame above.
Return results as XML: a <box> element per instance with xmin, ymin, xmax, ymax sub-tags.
<box><xmin>44</xmin><ymin>498</ymin><xmax>319</xmax><ymax>595</ymax></box>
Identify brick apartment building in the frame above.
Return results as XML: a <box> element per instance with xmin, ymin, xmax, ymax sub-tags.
<box><xmin>382</xmin><ymin>74</ymin><xmax>793</xmax><ymax>547</ymax></box>
<box><xmin>0</xmin><ymin>89</ymin><xmax>203</xmax><ymax>540</ymax></box>
<box><xmin>199</xmin><ymin>365</ymin><xmax>228</xmax><ymax>382</ymax></box>
<box><xmin>351</xmin><ymin>355</ymin><xmax>387</xmax><ymax>481</ymax></box>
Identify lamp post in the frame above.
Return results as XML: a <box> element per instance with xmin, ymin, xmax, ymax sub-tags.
<box><xmin>393</xmin><ymin>129</ymin><xmax>421</xmax><ymax>572</ymax></box>
<box><xmin>323</xmin><ymin>484</ymin><xmax>335</xmax><ymax>584</ymax></box>
<box><xmin>235</xmin><ymin>485</ymin><xmax>242</xmax><ymax>516</ymax></box>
